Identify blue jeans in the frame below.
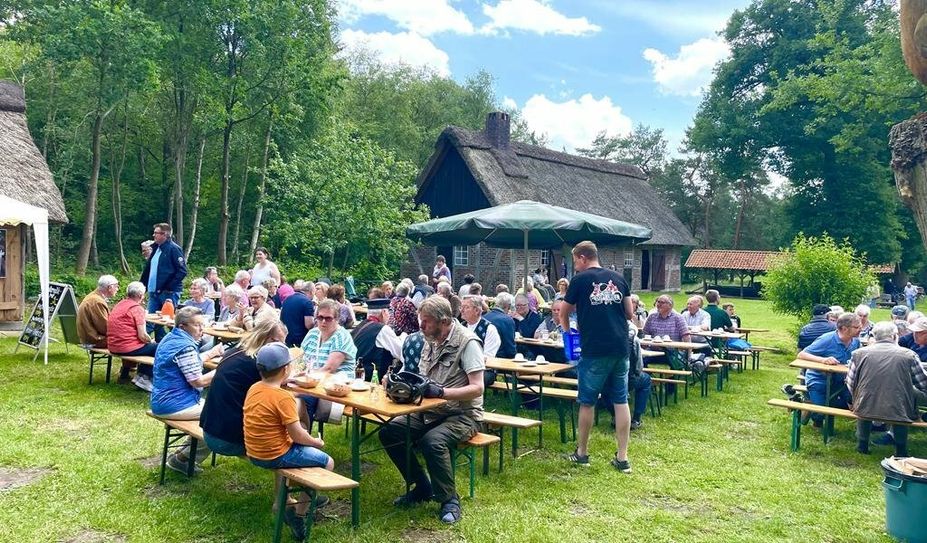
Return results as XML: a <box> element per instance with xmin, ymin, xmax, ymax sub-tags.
<box><xmin>147</xmin><ymin>290</ymin><xmax>180</xmax><ymax>340</ymax></box>
<box><xmin>807</xmin><ymin>377</ymin><xmax>851</xmax><ymax>424</ymax></box>
<box><xmin>203</xmin><ymin>431</ymin><xmax>246</xmax><ymax>457</ymax></box>
<box><xmin>577</xmin><ymin>355</ymin><xmax>629</xmax><ymax>406</ymax></box>
<box><xmin>250</xmin><ymin>443</ymin><xmax>331</xmax><ymax>469</ymax></box>
<box><xmin>907</xmin><ymin>295</ymin><xmax>917</xmax><ymax>310</ymax></box>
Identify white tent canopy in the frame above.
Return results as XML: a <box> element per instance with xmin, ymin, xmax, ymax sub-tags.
<box><xmin>0</xmin><ymin>195</ymin><xmax>50</xmax><ymax>364</ymax></box>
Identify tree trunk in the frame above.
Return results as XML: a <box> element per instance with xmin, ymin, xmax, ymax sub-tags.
<box><xmin>217</xmin><ymin>120</ymin><xmax>233</xmax><ymax>265</ymax></box>
<box><xmin>891</xmin><ymin>114</ymin><xmax>927</xmax><ymax>255</ymax></box>
<box><xmin>111</xmin><ymin>100</ymin><xmax>130</xmax><ymax>274</ymax></box>
<box><xmin>732</xmin><ymin>180</ymin><xmax>747</xmax><ymax>250</ymax></box>
<box><xmin>185</xmin><ymin>137</ymin><xmax>206</xmax><ymax>261</ymax></box>
<box><xmin>164</xmin><ymin>138</ymin><xmax>174</xmax><ymax>225</ymax></box>
<box><xmin>173</xmin><ymin>133</ymin><xmax>187</xmax><ymax>248</ymax></box>
<box><xmin>75</xmin><ymin>112</ymin><xmax>105</xmax><ymax>274</ymax></box>
<box><xmin>232</xmin><ymin>144</ymin><xmax>252</xmax><ymax>265</ymax></box>
<box><xmin>249</xmin><ymin>118</ymin><xmax>274</xmax><ymax>257</ymax></box>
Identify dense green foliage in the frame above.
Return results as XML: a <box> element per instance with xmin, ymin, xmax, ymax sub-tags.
<box><xmin>688</xmin><ymin>0</ymin><xmax>927</xmax><ymax>273</ymax></box>
<box><xmin>763</xmin><ymin>233</ymin><xmax>874</xmax><ymax>321</ymax></box>
<box><xmin>0</xmin><ymin>1</ymin><xmax>507</xmax><ymax>279</ymax></box>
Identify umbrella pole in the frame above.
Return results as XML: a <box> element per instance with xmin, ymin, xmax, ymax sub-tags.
<box><xmin>524</xmin><ymin>230</ymin><xmax>529</xmax><ymax>291</ymax></box>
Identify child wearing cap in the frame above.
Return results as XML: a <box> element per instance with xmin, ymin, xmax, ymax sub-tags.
<box><xmin>243</xmin><ymin>342</ymin><xmax>334</xmax><ymax>538</ymax></box>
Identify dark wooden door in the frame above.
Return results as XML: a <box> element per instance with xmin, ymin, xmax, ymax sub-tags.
<box><xmin>651</xmin><ymin>251</ymin><xmax>666</xmax><ymax>291</ymax></box>
<box><xmin>641</xmin><ymin>250</ymin><xmax>650</xmax><ymax>290</ymax></box>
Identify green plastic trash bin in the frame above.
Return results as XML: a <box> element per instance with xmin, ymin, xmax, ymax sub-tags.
<box><xmin>881</xmin><ymin>458</ymin><xmax>927</xmax><ymax>543</ymax></box>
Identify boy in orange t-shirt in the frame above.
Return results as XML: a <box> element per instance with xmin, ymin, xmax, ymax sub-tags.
<box><xmin>244</xmin><ymin>342</ymin><xmax>333</xmax><ymax>539</ymax></box>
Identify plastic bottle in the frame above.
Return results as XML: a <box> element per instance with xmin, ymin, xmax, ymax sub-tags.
<box><xmin>161</xmin><ymin>299</ymin><xmax>175</xmax><ymax>318</ymax></box>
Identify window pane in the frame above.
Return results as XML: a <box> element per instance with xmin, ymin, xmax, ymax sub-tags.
<box><xmin>454</xmin><ymin>245</ymin><xmax>469</xmax><ymax>266</ymax></box>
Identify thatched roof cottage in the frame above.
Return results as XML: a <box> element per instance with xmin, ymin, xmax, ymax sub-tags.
<box><xmin>0</xmin><ymin>80</ymin><xmax>66</xmax><ymax>329</ymax></box>
<box><xmin>404</xmin><ymin>112</ymin><xmax>695</xmax><ymax>291</ymax></box>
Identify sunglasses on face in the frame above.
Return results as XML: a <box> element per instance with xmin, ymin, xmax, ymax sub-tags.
<box><xmin>316</xmin><ymin>315</ymin><xmax>335</xmax><ymax>323</ymax></box>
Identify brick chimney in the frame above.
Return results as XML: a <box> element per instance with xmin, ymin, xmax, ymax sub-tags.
<box><xmin>485</xmin><ymin>111</ymin><xmax>511</xmax><ymax>150</ymax></box>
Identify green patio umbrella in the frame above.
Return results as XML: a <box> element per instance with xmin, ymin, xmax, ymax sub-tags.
<box><xmin>406</xmin><ymin>200</ymin><xmax>652</xmax><ymax>282</ymax></box>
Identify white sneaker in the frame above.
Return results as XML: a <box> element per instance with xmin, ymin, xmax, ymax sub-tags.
<box><xmin>132</xmin><ymin>374</ymin><xmax>153</xmax><ymax>392</ymax></box>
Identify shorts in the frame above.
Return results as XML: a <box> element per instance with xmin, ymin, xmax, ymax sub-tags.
<box><xmin>576</xmin><ymin>355</ymin><xmax>629</xmax><ymax>406</ymax></box>
<box><xmin>249</xmin><ymin>442</ymin><xmax>331</xmax><ymax>469</ymax></box>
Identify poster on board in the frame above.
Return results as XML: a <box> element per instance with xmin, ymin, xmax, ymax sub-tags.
<box><xmin>17</xmin><ymin>282</ymin><xmax>79</xmax><ymax>359</ymax></box>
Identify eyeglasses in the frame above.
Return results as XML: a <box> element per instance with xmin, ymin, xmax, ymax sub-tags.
<box><xmin>153</xmin><ymin>230</ymin><xmax>165</xmax><ymax>236</ymax></box>
<box><xmin>316</xmin><ymin>315</ymin><xmax>335</xmax><ymax>323</ymax></box>
<box><xmin>248</xmin><ymin>296</ymin><xmax>263</xmax><ymax>300</ymax></box>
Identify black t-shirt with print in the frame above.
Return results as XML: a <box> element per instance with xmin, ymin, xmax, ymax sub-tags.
<box><xmin>564</xmin><ymin>267</ymin><xmax>631</xmax><ymax>359</ymax></box>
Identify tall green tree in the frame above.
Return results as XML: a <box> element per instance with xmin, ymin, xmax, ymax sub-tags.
<box><xmin>13</xmin><ymin>0</ymin><xmax>161</xmax><ymax>274</ymax></box>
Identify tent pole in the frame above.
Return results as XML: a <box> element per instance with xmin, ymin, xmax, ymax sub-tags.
<box><xmin>524</xmin><ymin>230</ymin><xmax>529</xmax><ymax>291</ymax></box>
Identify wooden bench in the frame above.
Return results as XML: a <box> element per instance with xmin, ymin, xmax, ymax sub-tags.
<box><xmin>452</xmin><ymin>432</ymin><xmax>501</xmax><ymax>498</ymax></box>
<box><xmin>120</xmin><ymin>355</ymin><xmax>155</xmax><ymax>367</ymax></box>
<box><xmin>272</xmin><ymin>468</ymin><xmax>358</xmax><ymax>543</ymax></box>
<box><xmin>84</xmin><ymin>346</ymin><xmax>113</xmax><ymax>384</ymax></box>
<box><xmin>482</xmin><ymin>411</ymin><xmax>543</xmax><ymax>460</ymax></box>
<box><xmin>488</xmin><ymin>381</ymin><xmax>576</xmax><ymax>443</ymax></box>
<box><xmin>146</xmin><ymin>411</ymin><xmax>210</xmax><ymax>484</ymax></box>
<box><xmin>748</xmin><ymin>345</ymin><xmax>780</xmax><ymax>370</ymax></box>
<box><xmin>767</xmin><ymin>398</ymin><xmax>927</xmax><ymax>451</ymax></box>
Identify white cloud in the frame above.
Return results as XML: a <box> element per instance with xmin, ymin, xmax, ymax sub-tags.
<box><xmin>339</xmin><ymin>0</ymin><xmax>474</xmax><ymax>36</ymax></box>
<box><xmin>513</xmin><ymin>93</ymin><xmax>633</xmax><ymax>151</ymax></box>
<box><xmin>501</xmin><ymin>96</ymin><xmax>518</xmax><ymax>110</ymax></box>
<box><xmin>481</xmin><ymin>0</ymin><xmax>601</xmax><ymax>36</ymax></box>
<box><xmin>596</xmin><ymin>0</ymin><xmax>742</xmax><ymax>38</ymax></box>
<box><xmin>642</xmin><ymin>37</ymin><xmax>730</xmax><ymax>97</ymax></box>
<box><xmin>339</xmin><ymin>29</ymin><xmax>451</xmax><ymax>76</ymax></box>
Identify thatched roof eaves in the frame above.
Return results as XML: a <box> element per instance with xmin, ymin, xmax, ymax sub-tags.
<box><xmin>0</xmin><ymin>82</ymin><xmax>67</xmax><ymax>224</ymax></box>
<box><xmin>421</xmin><ymin>126</ymin><xmax>694</xmax><ymax>247</ymax></box>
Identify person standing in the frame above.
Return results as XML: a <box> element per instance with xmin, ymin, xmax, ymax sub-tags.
<box><xmin>250</xmin><ymin>247</ymin><xmax>281</xmax><ymax>288</ymax></box>
<box><xmin>140</xmin><ymin>223</ymin><xmax>187</xmax><ymax>339</ymax></box>
<box><xmin>560</xmin><ymin>241</ymin><xmax>633</xmax><ymax>473</ymax></box>
<box><xmin>560</xmin><ymin>241</ymin><xmax>634</xmax><ymax>473</ymax></box>
<box><xmin>905</xmin><ymin>281</ymin><xmax>919</xmax><ymax>310</ymax></box>
<box><xmin>432</xmin><ymin>255</ymin><xmax>451</xmax><ymax>286</ymax></box>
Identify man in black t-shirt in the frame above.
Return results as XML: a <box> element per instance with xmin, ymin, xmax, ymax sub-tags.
<box><xmin>560</xmin><ymin>241</ymin><xmax>633</xmax><ymax>473</ymax></box>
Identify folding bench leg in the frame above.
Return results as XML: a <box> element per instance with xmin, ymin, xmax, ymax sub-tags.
<box><xmin>159</xmin><ymin>425</ymin><xmax>171</xmax><ymax>485</ymax></box>
<box><xmin>790</xmin><ymin>409</ymin><xmax>802</xmax><ymax>451</ymax></box>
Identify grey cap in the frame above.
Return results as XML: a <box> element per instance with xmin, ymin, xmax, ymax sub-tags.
<box><xmin>892</xmin><ymin>305</ymin><xmax>910</xmax><ymax>318</ymax></box>
<box><xmin>256</xmin><ymin>342</ymin><xmax>292</xmax><ymax>371</ymax></box>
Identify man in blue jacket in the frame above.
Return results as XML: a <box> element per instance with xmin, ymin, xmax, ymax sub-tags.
<box><xmin>797</xmin><ymin>304</ymin><xmax>836</xmax><ymax>350</ymax></box>
<box><xmin>140</xmin><ymin>223</ymin><xmax>188</xmax><ymax>337</ymax></box>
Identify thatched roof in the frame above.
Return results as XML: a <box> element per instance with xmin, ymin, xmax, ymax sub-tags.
<box><xmin>0</xmin><ymin>81</ymin><xmax>67</xmax><ymax>223</ymax></box>
<box><xmin>417</xmin><ymin>125</ymin><xmax>695</xmax><ymax>247</ymax></box>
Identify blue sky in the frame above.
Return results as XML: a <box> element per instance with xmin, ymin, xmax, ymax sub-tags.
<box><xmin>337</xmin><ymin>0</ymin><xmax>752</xmax><ymax>153</ymax></box>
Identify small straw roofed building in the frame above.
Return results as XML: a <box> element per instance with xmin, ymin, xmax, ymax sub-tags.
<box><xmin>404</xmin><ymin>112</ymin><xmax>696</xmax><ymax>291</ymax></box>
<box><xmin>0</xmin><ymin>81</ymin><xmax>67</xmax><ymax>328</ymax></box>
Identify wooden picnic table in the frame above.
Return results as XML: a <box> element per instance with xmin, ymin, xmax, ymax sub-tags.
<box><xmin>351</xmin><ymin>303</ymin><xmax>368</xmax><ymax>316</ymax></box>
<box><xmin>515</xmin><ymin>336</ymin><xmax>564</xmax><ymax>350</ymax></box>
<box><xmin>285</xmin><ymin>381</ymin><xmax>445</xmax><ymax>527</ymax></box>
<box><xmin>485</xmin><ymin>357</ymin><xmax>574</xmax><ymax>448</ymax></box>
<box><xmin>733</xmin><ymin>326</ymin><xmax>768</xmax><ymax>341</ymax></box>
<box><xmin>788</xmin><ymin>359</ymin><xmax>848</xmax><ymax>442</ymax></box>
<box><xmin>689</xmin><ymin>330</ymin><xmax>745</xmax><ymax>359</ymax></box>
<box><xmin>145</xmin><ymin>314</ymin><xmax>244</xmax><ymax>343</ymax></box>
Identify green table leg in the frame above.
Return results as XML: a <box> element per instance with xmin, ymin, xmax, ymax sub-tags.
<box><xmin>537</xmin><ymin>377</ymin><xmax>544</xmax><ymax>450</ymax></box>
<box><xmin>790</xmin><ymin>408</ymin><xmax>801</xmax><ymax>451</ymax></box>
<box><xmin>351</xmin><ymin>410</ymin><xmax>360</xmax><ymax>528</ymax></box>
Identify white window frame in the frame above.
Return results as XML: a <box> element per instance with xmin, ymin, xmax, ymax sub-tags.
<box><xmin>541</xmin><ymin>249</ymin><xmax>550</xmax><ymax>266</ymax></box>
<box><xmin>453</xmin><ymin>245</ymin><xmax>469</xmax><ymax>266</ymax></box>
<box><xmin>624</xmin><ymin>249</ymin><xmax>634</xmax><ymax>268</ymax></box>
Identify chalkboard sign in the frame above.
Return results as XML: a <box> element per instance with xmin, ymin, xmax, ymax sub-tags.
<box><xmin>17</xmin><ymin>282</ymin><xmax>79</xmax><ymax>360</ymax></box>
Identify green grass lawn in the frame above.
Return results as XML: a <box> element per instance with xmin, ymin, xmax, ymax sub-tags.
<box><xmin>0</xmin><ymin>295</ymin><xmax>911</xmax><ymax>542</ymax></box>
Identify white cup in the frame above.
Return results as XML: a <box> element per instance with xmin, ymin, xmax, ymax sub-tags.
<box><xmin>541</xmin><ymin>330</ymin><xmax>550</xmax><ymax>340</ymax></box>
<box><xmin>643</xmin><ymin>334</ymin><xmax>652</xmax><ymax>340</ymax></box>
<box><xmin>663</xmin><ymin>335</ymin><xmax>671</xmax><ymax>341</ymax></box>
<box><xmin>536</xmin><ymin>355</ymin><xmax>546</xmax><ymax>363</ymax></box>
<box><xmin>514</xmin><ymin>353</ymin><xmax>525</xmax><ymax>361</ymax></box>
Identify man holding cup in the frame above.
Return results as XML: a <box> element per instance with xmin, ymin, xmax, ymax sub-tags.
<box><xmin>560</xmin><ymin>241</ymin><xmax>633</xmax><ymax>473</ymax></box>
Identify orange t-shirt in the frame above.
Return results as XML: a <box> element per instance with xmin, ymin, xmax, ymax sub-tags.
<box><xmin>243</xmin><ymin>382</ymin><xmax>298</xmax><ymax>460</ymax></box>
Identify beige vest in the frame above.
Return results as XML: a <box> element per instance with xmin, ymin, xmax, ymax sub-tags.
<box><xmin>419</xmin><ymin>321</ymin><xmax>483</xmax><ymax>421</ymax></box>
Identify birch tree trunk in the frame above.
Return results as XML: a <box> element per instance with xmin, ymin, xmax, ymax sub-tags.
<box><xmin>249</xmin><ymin>118</ymin><xmax>273</xmax><ymax>257</ymax></box>
<box><xmin>75</xmin><ymin>111</ymin><xmax>105</xmax><ymax>274</ymax></box>
<box><xmin>185</xmin><ymin>137</ymin><xmax>206</xmax><ymax>261</ymax></box>
<box><xmin>231</xmin><ymin>145</ymin><xmax>251</xmax><ymax>265</ymax></box>
<box><xmin>111</xmin><ymin>100</ymin><xmax>130</xmax><ymax>274</ymax></box>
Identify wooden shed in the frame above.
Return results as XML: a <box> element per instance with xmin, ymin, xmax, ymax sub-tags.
<box><xmin>0</xmin><ymin>81</ymin><xmax>68</xmax><ymax>330</ymax></box>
